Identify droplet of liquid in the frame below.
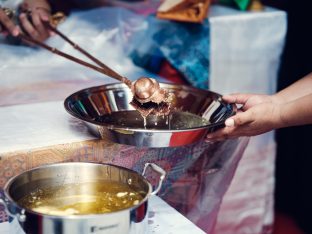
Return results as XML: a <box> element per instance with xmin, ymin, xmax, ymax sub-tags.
<box><xmin>143</xmin><ymin>117</ymin><xmax>147</xmax><ymax>129</ymax></box>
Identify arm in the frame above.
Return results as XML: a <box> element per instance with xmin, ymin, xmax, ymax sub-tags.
<box><xmin>279</xmin><ymin>93</ymin><xmax>312</xmax><ymax>127</ymax></box>
<box><xmin>205</xmin><ymin>75</ymin><xmax>312</xmax><ymax>141</ymax></box>
<box><xmin>273</xmin><ymin>72</ymin><xmax>312</xmax><ymax>103</ymax></box>
<box><xmin>268</xmin><ymin>74</ymin><xmax>312</xmax><ymax>127</ymax></box>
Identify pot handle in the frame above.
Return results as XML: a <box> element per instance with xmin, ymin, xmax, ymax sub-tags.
<box><xmin>0</xmin><ymin>190</ymin><xmax>26</xmax><ymax>223</ymax></box>
<box><xmin>142</xmin><ymin>163</ymin><xmax>166</xmax><ymax>195</ymax></box>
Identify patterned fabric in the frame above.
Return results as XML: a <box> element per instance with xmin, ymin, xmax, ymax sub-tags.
<box><xmin>129</xmin><ymin>16</ymin><xmax>210</xmax><ymax>89</ymax></box>
<box><xmin>0</xmin><ymin>138</ymin><xmax>248</xmax><ymax>233</ymax></box>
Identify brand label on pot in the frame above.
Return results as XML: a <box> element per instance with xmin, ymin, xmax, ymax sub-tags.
<box><xmin>90</xmin><ymin>224</ymin><xmax>119</xmax><ymax>233</ymax></box>
<box><xmin>87</xmin><ymin>212</ymin><xmax>130</xmax><ymax>234</ymax></box>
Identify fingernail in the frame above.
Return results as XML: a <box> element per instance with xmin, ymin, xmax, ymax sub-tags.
<box><xmin>42</xmin><ymin>15</ymin><xmax>49</xmax><ymax>21</ymax></box>
<box><xmin>225</xmin><ymin>118</ymin><xmax>235</xmax><ymax>127</ymax></box>
<box><xmin>13</xmin><ymin>28</ymin><xmax>19</xmax><ymax>36</ymax></box>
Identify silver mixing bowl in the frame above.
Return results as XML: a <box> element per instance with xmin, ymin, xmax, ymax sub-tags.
<box><xmin>64</xmin><ymin>83</ymin><xmax>235</xmax><ymax>147</ymax></box>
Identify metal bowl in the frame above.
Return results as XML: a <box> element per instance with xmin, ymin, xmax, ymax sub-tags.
<box><xmin>64</xmin><ymin>83</ymin><xmax>235</xmax><ymax>147</ymax></box>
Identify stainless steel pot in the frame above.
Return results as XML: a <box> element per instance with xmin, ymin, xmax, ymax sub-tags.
<box><xmin>0</xmin><ymin>162</ymin><xmax>166</xmax><ymax>234</ymax></box>
<box><xmin>64</xmin><ymin>83</ymin><xmax>235</xmax><ymax>148</ymax></box>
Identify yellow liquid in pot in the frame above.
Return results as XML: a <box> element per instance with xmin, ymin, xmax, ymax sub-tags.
<box><xmin>18</xmin><ymin>182</ymin><xmax>145</xmax><ymax>216</ymax></box>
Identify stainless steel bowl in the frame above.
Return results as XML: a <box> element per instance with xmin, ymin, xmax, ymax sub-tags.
<box><xmin>64</xmin><ymin>83</ymin><xmax>235</xmax><ymax>147</ymax></box>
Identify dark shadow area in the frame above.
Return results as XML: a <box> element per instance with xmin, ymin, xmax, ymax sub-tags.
<box><xmin>263</xmin><ymin>1</ymin><xmax>312</xmax><ymax>233</ymax></box>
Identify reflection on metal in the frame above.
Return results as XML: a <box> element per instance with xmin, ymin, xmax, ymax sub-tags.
<box><xmin>1</xmin><ymin>162</ymin><xmax>165</xmax><ymax>234</ymax></box>
<box><xmin>64</xmin><ymin>83</ymin><xmax>235</xmax><ymax>147</ymax></box>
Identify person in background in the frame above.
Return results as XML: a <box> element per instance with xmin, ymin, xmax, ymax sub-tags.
<box><xmin>0</xmin><ymin>0</ymin><xmax>52</xmax><ymax>42</ymax></box>
<box><xmin>1</xmin><ymin>0</ymin><xmax>150</xmax><ymax>41</ymax></box>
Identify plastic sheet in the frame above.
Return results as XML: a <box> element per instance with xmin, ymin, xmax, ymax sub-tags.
<box><xmin>0</xmin><ymin>8</ymin><xmax>153</xmax><ymax>88</ymax></box>
<box><xmin>0</xmin><ymin>0</ymin><xmax>21</xmax><ymax>8</ymax></box>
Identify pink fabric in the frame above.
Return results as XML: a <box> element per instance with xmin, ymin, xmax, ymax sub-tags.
<box><xmin>214</xmin><ymin>134</ymin><xmax>276</xmax><ymax>233</ymax></box>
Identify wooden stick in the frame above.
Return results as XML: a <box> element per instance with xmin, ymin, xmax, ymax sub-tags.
<box><xmin>44</xmin><ymin>23</ymin><xmax>132</xmax><ymax>87</ymax></box>
<box><xmin>19</xmin><ymin>33</ymin><xmax>132</xmax><ymax>88</ymax></box>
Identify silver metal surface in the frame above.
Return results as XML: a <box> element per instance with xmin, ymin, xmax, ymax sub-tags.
<box><xmin>1</xmin><ymin>162</ymin><xmax>165</xmax><ymax>234</ymax></box>
<box><xmin>142</xmin><ymin>163</ymin><xmax>166</xmax><ymax>195</ymax></box>
<box><xmin>64</xmin><ymin>83</ymin><xmax>235</xmax><ymax>147</ymax></box>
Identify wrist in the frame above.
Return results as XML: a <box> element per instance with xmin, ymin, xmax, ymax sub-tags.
<box><xmin>271</xmin><ymin>93</ymin><xmax>284</xmax><ymax>105</ymax></box>
<box><xmin>274</xmin><ymin>104</ymin><xmax>287</xmax><ymax>129</ymax></box>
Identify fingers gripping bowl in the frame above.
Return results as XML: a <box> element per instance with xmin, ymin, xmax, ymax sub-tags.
<box><xmin>64</xmin><ymin>83</ymin><xmax>236</xmax><ymax>147</ymax></box>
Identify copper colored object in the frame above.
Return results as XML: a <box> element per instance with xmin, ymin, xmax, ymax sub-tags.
<box><xmin>130</xmin><ymin>77</ymin><xmax>173</xmax><ymax>117</ymax></box>
<box><xmin>133</xmin><ymin>77</ymin><xmax>157</xmax><ymax>100</ymax></box>
<box><xmin>157</xmin><ymin>0</ymin><xmax>210</xmax><ymax>23</ymax></box>
<box><xmin>248</xmin><ymin>0</ymin><xmax>264</xmax><ymax>11</ymax></box>
<box><xmin>50</xmin><ymin>11</ymin><xmax>66</xmax><ymax>27</ymax></box>
<box><xmin>132</xmin><ymin>77</ymin><xmax>170</xmax><ymax>104</ymax></box>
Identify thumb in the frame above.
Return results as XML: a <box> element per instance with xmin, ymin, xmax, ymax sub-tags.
<box><xmin>222</xmin><ymin>93</ymin><xmax>254</xmax><ymax>105</ymax></box>
<box><xmin>225</xmin><ymin>111</ymin><xmax>253</xmax><ymax>127</ymax></box>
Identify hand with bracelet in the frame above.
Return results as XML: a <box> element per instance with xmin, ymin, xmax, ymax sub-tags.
<box><xmin>0</xmin><ymin>0</ymin><xmax>53</xmax><ymax>42</ymax></box>
<box><xmin>0</xmin><ymin>6</ymin><xmax>19</xmax><ymax>36</ymax></box>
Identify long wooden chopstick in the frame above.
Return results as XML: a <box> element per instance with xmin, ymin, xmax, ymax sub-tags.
<box><xmin>44</xmin><ymin>23</ymin><xmax>132</xmax><ymax>87</ymax></box>
<box><xmin>19</xmin><ymin>26</ymin><xmax>132</xmax><ymax>88</ymax></box>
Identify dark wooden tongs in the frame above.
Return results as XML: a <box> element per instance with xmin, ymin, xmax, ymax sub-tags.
<box><xmin>19</xmin><ymin>23</ymin><xmax>133</xmax><ymax>88</ymax></box>
<box><xmin>0</xmin><ymin>6</ymin><xmax>173</xmax><ymax>116</ymax></box>
<box><xmin>20</xmin><ymin>21</ymin><xmax>172</xmax><ymax>116</ymax></box>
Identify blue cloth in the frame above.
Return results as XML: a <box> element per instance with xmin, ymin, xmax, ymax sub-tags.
<box><xmin>129</xmin><ymin>16</ymin><xmax>210</xmax><ymax>89</ymax></box>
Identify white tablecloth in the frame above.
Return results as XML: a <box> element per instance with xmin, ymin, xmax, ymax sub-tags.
<box><xmin>0</xmin><ymin>196</ymin><xmax>205</xmax><ymax>234</ymax></box>
<box><xmin>209</xmin><ymin>5</ymin><xmax>286</xmax><ymax>234</ymax></box>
